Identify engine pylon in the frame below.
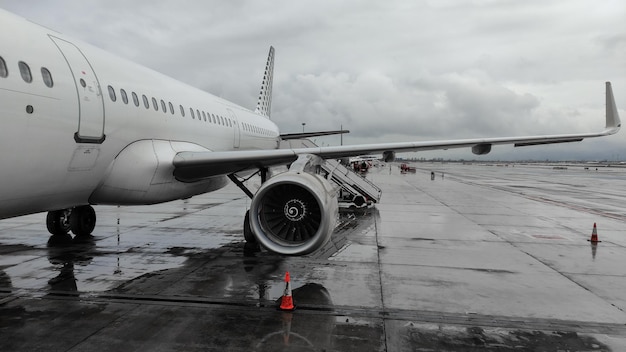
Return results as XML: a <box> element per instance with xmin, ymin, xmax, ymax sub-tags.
<box><xmin>587</xmin><ymin>223</ymin><xmax>601</xmax><ymax>243</ymax></box>
<box><xmin>279</xmin><ymin>271</ymin><xmax>295</xmax><ymax>311</ymax></box>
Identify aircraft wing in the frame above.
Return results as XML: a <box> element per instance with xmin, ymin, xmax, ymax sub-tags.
<box><xmin>173</xmin><ymin>82</ymin><xmax>620</xmax><ymax>182</ymax></box>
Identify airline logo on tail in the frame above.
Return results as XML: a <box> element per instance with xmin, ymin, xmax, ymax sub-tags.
<box><xmin>255</xmin><ymin>46</ymin><xmax>274</xmax><ymax>118</ymax></box>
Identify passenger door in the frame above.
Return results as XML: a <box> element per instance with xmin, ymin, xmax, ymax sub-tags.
<box><xmin>50</xmin><ymin>36</ymin><xmax>105</xmax><ymax>143</ymax></box>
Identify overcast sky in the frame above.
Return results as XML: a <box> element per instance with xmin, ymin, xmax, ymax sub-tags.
<box><xmin>2</xmin><ymin>0</ymin><xmax>624</xmax><ymax>160</ymax></box>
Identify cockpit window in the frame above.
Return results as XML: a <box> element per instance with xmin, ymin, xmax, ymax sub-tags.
<box><xmin>18</xmin><ymin>61</ymin><xmax>32</xmax><ymax>83</ymax></box>
<box><xmin>41</xmin><ymin>67</ymin><xmax>53</xmax><ymax>87</ymax></box>
<box><xmin>0</xmin><ymin>56</ymin><xmax>7</xmax><ymax>78</ymax></box>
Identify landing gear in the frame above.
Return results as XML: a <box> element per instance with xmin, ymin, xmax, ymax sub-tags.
<box><xmin>70</xmin><ymin>205</ymin><xmax>96</xmax><ymax>236</ymax></box>
<box><xmin>46</xmin><ymin>205</ymin><xmax>96</xmax><ymax>237</ymax></box>
<box><xmin>243</xmin><ymin>210</ymin><xmax>260</xmax><ymax>253</ymax></box>
<box><xmin>46</xmin><ymin>210</ymin><xmax>71</xmax><ymax>235</ymax></box>
<box><xmin>229</xmin><ymin>170</ymin><xmax>267</xmax><ymax>246</ymax></box>
<box><xmin>243</xmin><ymin>210</ymin><xmax>256</xmax><ymax>244</ymax></box>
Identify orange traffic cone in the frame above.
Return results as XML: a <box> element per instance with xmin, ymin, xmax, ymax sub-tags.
<box><xmin>588</xmin><ymin>223</ymin><xmax>601</xmax><ymax>243</ymax></box>
<box><xmin>279</xmin><ymin>271</ymin><xmax>295</xmax><ymax>311</ymax></box>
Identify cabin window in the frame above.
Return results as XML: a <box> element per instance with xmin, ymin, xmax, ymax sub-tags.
<box><xmin>168</xmin><ymin>102</ymin><xmax>174</xmax><ymax>114</ymax></box>
<box><xmin>180</xmin><ymin>105</ymin><xmax>185</xmax><ymax>117</ymax></box>
<box><xmin>41</xmin><ymin>67</ymin><xmax>53</xmax><ymax>87</ymax></box>
<box><xmin>18</xmin><ymin>61</ymin><xmax>32</xmax><ymax>83</ymax></box>
<box><xmin>142</xmin><ymin>95</ymin><xmax>149</xmax><ymax>109</ymax></box>
<box><xmin>120</xmin><ymin>89</ymin><xmax>128</xmax><ymax>104</ymax></box>
<box><xmin>220</xmin><ymin>116</ymin><xmax>225</xmax><ymax>125</ymax></box>
<box><xmin>152</xmin><ymin>97</ymin><xmax>158</xmax><ymax>111</ymax></box>
<box><xmin>132</xmin><ymin>92</ymin><xmax>139</xmax><ymax>106</ymax></box>
<box><xmin>0</xmin><ymin>56</ymin><xmax>7</xmax><ymax>78</ymax></box>
<box><xmin>160</xmin><ymin>99</ymin><xmax>166</xmax><ymax>113</ymax></box>
<box><xmin>196</xmin><ymin>110</ymin><xmax>201</xmax><ymax>122</ymax></box>
<box><xmin>202</xmin><ymin>111</ymin><xmax>206</xmax><ymax>122</ymax></box>
<box><xmin>190</xmin><ymin>108</ymin><xmax>195</xmax><ymax>119</ymax></box>
<box><xmin>108</xmin><ymin>85</ymin><xmax>116</xmax><ymax>102</ymax></box>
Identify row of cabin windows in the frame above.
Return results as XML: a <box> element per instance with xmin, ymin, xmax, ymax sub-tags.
<box><xmin>242</xmin><ymin>122</ymin><xmax>272</xmax><ymax>136</ymax></box>
<box><xmin>0</xmin><ymin>55</ymin><xmax>273</xmax><ymax>137</ymax></box>
<box><xmin>0</xmin><ymin>56</ymin><xmax>54</xmax><ymax>88</ymax></box>
<box><xmin>107</xmin><ymin>84</ymin><xmax>235</xmax><ymax>128</ymax></box>
<box><xmin>107</xmin><ymin>84</ymin><xmax>273</xmax><ymax>135</ymax></box>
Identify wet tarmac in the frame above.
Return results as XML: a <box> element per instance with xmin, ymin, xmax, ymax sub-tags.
<box><xmin>1</xmin><ymin>162</ymin><xmax>626</xmax><ymax>351</ymax></box>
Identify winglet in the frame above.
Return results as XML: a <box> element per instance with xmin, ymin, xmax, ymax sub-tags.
<box><xmin>254</xmin><ymin>46</ymin><xmax>275</xmax><ymax>118</ymax></box>
<box><xmin>605</xmin><ymin>81</ymin><xmax>621</xmax><ymax>133</ymax></box>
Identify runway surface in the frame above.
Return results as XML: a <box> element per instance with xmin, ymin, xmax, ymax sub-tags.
<box><xmin>1</xmin><ymin>162</ymin><xmax>626</xmax><ymax>351</ymax></box>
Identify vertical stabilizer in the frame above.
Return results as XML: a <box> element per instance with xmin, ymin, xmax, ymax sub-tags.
<box><xmin>255</xmin><ymin>46</ymin><xmax>274</xmax><ymax>118</ymax></box>
<box><xmin>605</xmin><ymin>81</ymin><xmax>621</xmax><ymax>131</ymax></box>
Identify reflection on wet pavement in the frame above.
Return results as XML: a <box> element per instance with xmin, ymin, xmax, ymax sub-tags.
<box><xmin>1</xmin><ymin>164</ymin><xmax>626</xmax><ymax>351</ymax></box>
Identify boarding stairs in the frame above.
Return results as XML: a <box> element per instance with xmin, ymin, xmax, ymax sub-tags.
<box><xmin>279</xmin><ymin>139</ymin><xmax>382</xmax><ymax>209</ymax></box>
<box><xmin>322</xmin><ymin>158</ymin><xmax>382</xmax><ymax>208</ymax></box>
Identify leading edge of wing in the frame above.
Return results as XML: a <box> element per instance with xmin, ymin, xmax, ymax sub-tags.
<box><xmin>173</xmin><ymin>82</ymin><xmax>620</xmax><ymax>182</ymax></box>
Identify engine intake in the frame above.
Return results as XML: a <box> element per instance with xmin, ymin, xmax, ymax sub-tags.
<box><xmin>249</xmin><ymin>172</ymin><xmax>338</xmax><ymax>255</ymax></box>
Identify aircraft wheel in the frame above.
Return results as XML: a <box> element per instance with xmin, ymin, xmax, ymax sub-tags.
<box><xmin>46</xmin><ymin>210</ymin><xmax>71</xmax><ymax>235</ymax></box>
<box><xmin>243</xmin><ymin>210</ymin><xmax>257</xmax><ymax>244</ymax></box>
<box><xmin>70</xmin><ymin>205</ymin><xmax>96</xmax><ymax>236</ymax></box>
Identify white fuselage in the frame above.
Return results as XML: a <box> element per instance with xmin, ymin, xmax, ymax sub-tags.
<box><xmin>0</xmin><ymin>10</ymin><xmax>279</xmax><ymax>219</ymax></box>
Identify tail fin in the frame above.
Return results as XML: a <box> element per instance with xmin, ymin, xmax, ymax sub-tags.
<box><xmin>255</xmin><ymin>46</ymin><xmax>275</xmax><ymax>118</ymax></box>
<box><xmin>605</xmin><ymin>81</ymin><xmax>621</xmax><ymax>132</ymax></box>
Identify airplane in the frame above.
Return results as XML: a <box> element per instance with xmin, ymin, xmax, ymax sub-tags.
<box><xmin>0</xmin><ymin>8</ymin><xmax>621</xmax><ymax>256</ymax></box>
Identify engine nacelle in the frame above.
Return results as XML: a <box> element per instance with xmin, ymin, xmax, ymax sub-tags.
<box><xmin>472</xmin><ymin>143</ymin><xmax>492</xmax><ymax>155</ymax></box>
<box><xmin>249</xmin><ymin>172</ymin><xmax>338</xmax><ymax>255</ymax></box>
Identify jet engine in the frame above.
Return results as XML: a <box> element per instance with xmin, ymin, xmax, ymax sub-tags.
<box><xmin>472</xmin><ymin>143</ymin><xmax>492</xmax><ymax>155</ymax></box>
<box><xmin>248</xmin><ymin>171</ymin><xmax>338</xmax><ymax>255</ymax></box>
